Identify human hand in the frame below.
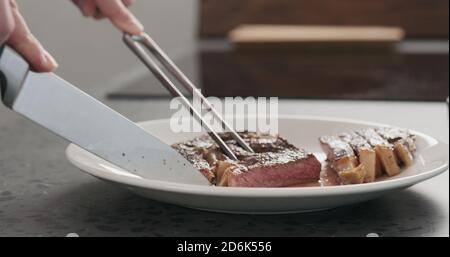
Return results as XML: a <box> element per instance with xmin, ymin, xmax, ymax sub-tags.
<box><xmin>71</xmin><ymin>0</ymin><xmax>143</xmax><ymax>35</ymax></box>
<box><xmin>1</xmin><ymin>0</ymin><xmax>143</xmax><ymax>72</ymax></box>
<box><xmin>0</xmin><ymin>0</ymin><xmax>58</xmax><ymax>72</ymax></box>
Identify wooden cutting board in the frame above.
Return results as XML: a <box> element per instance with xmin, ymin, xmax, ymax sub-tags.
<box><xmin>228</xmin><ymin>25</ymin><xmax>405</xmax><ymax>50</ymax></box>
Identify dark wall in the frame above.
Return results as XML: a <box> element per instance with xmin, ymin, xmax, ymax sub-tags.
<box><xmin>200</xmin><ymin>0</ymin><xmax>449</xmax><ymax>38</ymax></box>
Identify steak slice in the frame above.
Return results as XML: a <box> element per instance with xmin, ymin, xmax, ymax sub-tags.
<box><xmin>172</xmin><ymin>132</ymin><xmax>322</xmax><ymax>187</ymax></box>
<box><xmin>376</xmin><ymin>127</ymin><xmax>416</xmax><ymax>167</ymax></box>
<box><xmin>339</xmin><ymin>132</ymin><xmax>378</xmax><ymax>182</ymax></box>
<box><xmin>358</xmin><ymin>129</ymin><xmax>401</xmax><ymax>177</ymax></box>
<box><xmin>226</xmin><ymin>148</ymin><xmax>321</xmax><ymax>187</ymax></box>
<box><xmin>319</xmin><ymin>135</ymin><xmax>366</xmax><ymax>184</ymax></box>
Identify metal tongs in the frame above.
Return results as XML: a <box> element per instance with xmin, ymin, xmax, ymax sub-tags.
<box><xmin>123</xmin><ymin>33</ymin><xmax>254</xmax><ymax>161</ymax></box>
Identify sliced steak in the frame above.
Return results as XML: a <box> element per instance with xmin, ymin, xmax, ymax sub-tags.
<box><xmin>339</xmin><ymin>132</ymin><xmax>378</xmax><ymax>182</ymax></box>
<box><xmin>319</xmin><ymin>135</ymin><xmax>366</xmax><ymax>184</ymax></box>
<box><xmin>320</xmin><ymin>126</ymin><xmax>417</xmax><ymax>184</ymax></box>
<box><xmin>376</xmin><ymin>127</ymin><xmax>416</xmax><ymax>167</ymax></box>
<box><xmin>358</xmin><ymin>129</ymin><xmax>401</xmax><ymax>176</ymax></box>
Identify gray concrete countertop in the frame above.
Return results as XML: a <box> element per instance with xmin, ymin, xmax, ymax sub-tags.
<box><xmin>0</xmin><ymin>98</ymin><xmax>448</xmax><ymax>237</ymax></box>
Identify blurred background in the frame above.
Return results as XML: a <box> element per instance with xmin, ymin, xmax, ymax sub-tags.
<box><xmin>18</xmin><ymin>0</ymin><xmax>449</xmax><ymax>101</ymax></box>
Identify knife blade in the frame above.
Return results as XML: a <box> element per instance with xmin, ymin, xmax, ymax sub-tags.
<box><xmin>0</xmin><ymin>46</ymin><xmax>208</xmax><ymax>185</ymax></box>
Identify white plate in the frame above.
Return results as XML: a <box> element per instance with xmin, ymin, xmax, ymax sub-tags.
<box><xmin>66</xmin><ymin>116</ymin><xmax>449</xmax><ymax>214</ymax></box>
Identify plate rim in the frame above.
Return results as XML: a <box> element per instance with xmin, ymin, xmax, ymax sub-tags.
<box><xmin>66</xmin><ymin>115</ymin><xmax>449</xmax><ymax>198</ymax></box>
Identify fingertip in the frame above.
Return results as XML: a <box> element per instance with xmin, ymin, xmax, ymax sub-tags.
<box><xmin>123</xmin><ymin>16</ymin><xmax>144</xmax><ymax>35</ymax></box>
<box><xmin>94</xmin><ymin>0</ymin><xmax>143</xmax><ymax>34</ymax></box>
<box><xmin>110</xmin><ymin>17</ymin><xmax>143</xmax><ymax>35</ymax></box>
<box><xmin>33</xmin><ymin>49</ymin><xmax>58</xmax><ymax>72</ymax></box>
<box><xmin>128</xmin><ymin>24</ymin><xmax>144</xmax><ymax>36</ymax></box>
<box><xmin>44</xmin><ymin>51</ymin><xmax>59</xmax><ymax>71</ymax></box>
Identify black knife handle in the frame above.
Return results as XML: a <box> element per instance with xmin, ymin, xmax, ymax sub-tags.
<box><xmin>0</xmin><ymin>46</ymin><xmax>30</xmax><ymax>107</ymax></box>
<box><xmin>0</xmin><ymin>44</ymin><xmax>6</xmax><ymax>99</ymax></box>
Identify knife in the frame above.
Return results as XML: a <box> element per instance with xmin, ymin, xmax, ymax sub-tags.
<box><xmin>0</xmin><ymin>45</ymin><xmax>209</xmax><ymax>185</ymax></box>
